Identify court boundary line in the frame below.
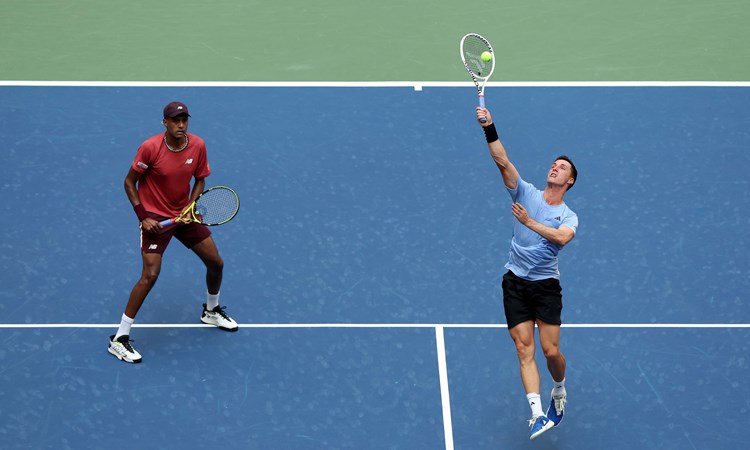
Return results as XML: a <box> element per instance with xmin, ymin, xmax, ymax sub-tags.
<box><xmin>2</xmin><ymin>81</ymin><xmax>750</xmax><ymax>88</ymax></box>
<box><xmin>435</xmin><ymin>327</ymin><xmax>455</xmax><ymax>450</ymax></box>
<box><xmin>0</xmin><ymin>323</ymin><xmax>748</xmax><ymax>328</ymax></box>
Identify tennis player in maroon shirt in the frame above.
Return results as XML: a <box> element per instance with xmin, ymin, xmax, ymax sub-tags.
<box><xmin>108</xmin><ymin>101</ymin><xmax>238</xmax><ymax>363</ymax></box>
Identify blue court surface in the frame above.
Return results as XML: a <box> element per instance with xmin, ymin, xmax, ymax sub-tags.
<box><xmin>1</xmin><ymin>85</ymin><xmax>749</xmax><ymax>449</ymax></box>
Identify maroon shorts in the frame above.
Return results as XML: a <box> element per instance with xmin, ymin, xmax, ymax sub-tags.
<box><xmin>140</xmin><ymin>214</ymin><xmax>211</xmax><ymax>254</ymax></box>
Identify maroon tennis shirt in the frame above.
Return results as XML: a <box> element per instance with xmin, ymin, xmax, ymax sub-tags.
<box><xmin>131</xmin><ymin>132</ymin><xmax>211</xmax><ymax>218</ymax></box>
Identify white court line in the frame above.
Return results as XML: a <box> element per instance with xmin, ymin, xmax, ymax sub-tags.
<box><xmin>2</xmin><ymin>81</ymin><xmax>750</xmax><ymax>88</ymax></box>
<box><xmin>0</xmin><ymin>323</ymin><xmax>748</xmax><ymax>328</ymax></box>
<box><xmin>435</xmin><ymin>326</ymin><xmax>454</xmax><ymax>450</ymax></box>
<box><xmin>2</xmin><ymin>321</ymin><xmax>746</xmax><ymax>450</ymax></box>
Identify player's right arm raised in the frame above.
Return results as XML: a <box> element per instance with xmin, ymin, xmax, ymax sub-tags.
<box><xmin>477</xmin><ymin>107</ymin><xmax>519</xmax><ymax>190</ymax></box>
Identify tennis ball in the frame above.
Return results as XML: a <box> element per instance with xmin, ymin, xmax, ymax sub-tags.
<box><xmin>481</xmin><ymin>51</ymin><xmax>492</xmax><ymax>62</ymax></box>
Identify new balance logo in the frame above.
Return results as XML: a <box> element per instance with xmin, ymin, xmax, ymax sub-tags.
<box><xmin>148</xmin><ymin>244</ymin><xmax>158</xmax><ymax>250</ymax></box>
<box><xmin>185</xmin><ymin>159</ymin><xmax>193</xmax><ymax>164</ymax></box>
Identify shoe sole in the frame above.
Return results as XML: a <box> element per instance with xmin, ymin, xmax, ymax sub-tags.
<box><xmin>529</xmin><ymin>421</ymin><xmax>554</xmax><ymax>440</ymax></box>
<box><xmin>201</xmin><ymin>317</ymin><xmax>239</xmax><ymax>332</ymax></box>
<box><xmin>108</xmin><ymin>345</ymin><xmax>142</xmax><ymax>363</ymax></box>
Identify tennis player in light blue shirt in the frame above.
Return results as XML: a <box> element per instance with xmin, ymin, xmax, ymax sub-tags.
<box><xmin>506</xmin><ymin>176</ymin><xmax>578</xmax><ymax>281</ymax></box>
<box><xmin>476</xmin><ymin>106</ymin><xmax>577</xmax><ymax>441</ymax></box>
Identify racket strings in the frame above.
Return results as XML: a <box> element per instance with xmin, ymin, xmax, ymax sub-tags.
<box><xmin>462</xmin><ymin>36</ymin><xmax>492</xmax><ymax>77</ymax></box>
<box><xmin>195</xmin><ymin>189</ymin><xmax>239</xmax><ymax>225</ymax></box>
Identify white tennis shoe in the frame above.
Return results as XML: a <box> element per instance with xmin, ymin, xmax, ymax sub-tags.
<box><xmin>108</xmin><ymin>335</ymin><xmax>142</xmax><ymax>363</ymax></box>
<box><xmin>201</xmin><ymin>304</ymin><xmax>239</xmax><ymax>331</ymax></box>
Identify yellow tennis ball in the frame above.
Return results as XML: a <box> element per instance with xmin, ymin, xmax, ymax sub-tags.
<box><xmin>481</xmin><ymin>51</ymin><xmax>492</xmax><ymax>62</ymax></box>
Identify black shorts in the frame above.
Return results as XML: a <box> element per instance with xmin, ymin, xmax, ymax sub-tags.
<box><xmin>502</xmin><ymin>270</ymin><xmax>563</xmax><ymax>329</ymax></box>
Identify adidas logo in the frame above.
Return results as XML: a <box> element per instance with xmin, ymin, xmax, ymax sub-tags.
<box><xmin>554</xmin><ymin>216</ymin><xmax>561</xmax><ymax>221</ymax></box>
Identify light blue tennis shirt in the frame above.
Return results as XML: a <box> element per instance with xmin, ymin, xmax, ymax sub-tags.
<box><xmin>505</xmin><ymin>176</ymin><xmax>578</xmax><ymax>281</ymax></box>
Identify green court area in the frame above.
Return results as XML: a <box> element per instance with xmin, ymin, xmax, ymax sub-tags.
<box><xmin>1</xmin><ymin>0</ymin><xmax>748</xmax><ymax>81</ymax></box>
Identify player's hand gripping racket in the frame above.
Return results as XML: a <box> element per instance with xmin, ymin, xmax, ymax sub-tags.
<box><xmin>460</xmin><ymin>33</ymin><xmax>495</xmax><ymax>123</ymax></box>
<box><xmin>159</xmin><ymin>186</ymin><xmax>240</xmax><ymax>227</ymax></box>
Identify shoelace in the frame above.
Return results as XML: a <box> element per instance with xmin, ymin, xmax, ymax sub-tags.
<box><xmin>528</xmin><ymin>416</ymin><xmax>541</xmax><ymax>428</ymax></box>
<box><xmin>553</xmin><ymin>396</ymin><xmax>567</xmax><ymax>414</ymax></box>
<box><xmin>210</xmin><ymin>306</ymin><xmax>232</xmax><ymax>321</ymax></box>
<box><xmin>116</xmin><ymin>338</ymin><xmax>136</xmax><ymax>353</ymax></box>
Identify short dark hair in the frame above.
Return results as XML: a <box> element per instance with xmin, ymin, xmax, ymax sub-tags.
<box><xmin>555</xmin><ymin>155</ymin><xmax>577</xmax><ymax>191</ymax></box>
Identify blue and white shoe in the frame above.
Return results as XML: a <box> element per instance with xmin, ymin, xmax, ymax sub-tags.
<box><xmin>546</xmin><ymin>393</ymin><xmax>566</xmax><ymax>426</ymax></box>
<box><xmin>528</xmin><ymin>414</ymin><xmax>554</xmax><ymax>440</ymax></box>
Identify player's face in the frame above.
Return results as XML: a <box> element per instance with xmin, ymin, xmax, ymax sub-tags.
<box><xmin>547</xmin><ymin>159</ymin><xmax>574</xmax><ymax>189</ymax></box>
<box><xmin>163</xmin><ymin>114</ymin><xmax>189</xmax><ymax>139</ymax></box>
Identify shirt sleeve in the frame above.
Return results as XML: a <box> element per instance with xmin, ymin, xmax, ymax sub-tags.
<box><xmin>131</xmin><ymin>141</ymin><xmax>154</xmax><ymax>173</ymax></box>
<box><xmin>561</xmin><ymin>211</ymin><xmax>578</xmax><ymax>235</ymax></box>
<box><xmin>193</xmin><ymin>140</ymin><xmax>211</xmax><ymax>179</ymax></box>
<box><xmin>507</xmin><ymin>176</ymin><xmax>532</xmax><ymax>203</ymax></box>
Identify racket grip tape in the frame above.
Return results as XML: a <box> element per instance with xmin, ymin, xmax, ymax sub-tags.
<box><xmin>159</xmin><ymin>219</ymin><xmax>174</xmax><ymax>227</ymax></box>
<box><xmin>478</xmin><ymin>95</ymin><xmax>487</xmax><ymax>123</ymax></box>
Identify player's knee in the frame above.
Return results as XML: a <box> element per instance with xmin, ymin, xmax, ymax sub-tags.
<box><xmin>139</xmin><ymin>271</ymin><xmax>159</xmax><ymax>287</ymax></box>
<box><xmin>514</xmin><ymin>341</ymin><xmax>535</xmax><ymax>362</ymax></box>
<box><xmin>543</xmin><ymin>345</ymin><xmax>562</xmax><ymax>360</ymax></box>
<box><xmin>208</xmin><ymin>256</ymin><xmax>224</xmax><ymax>272</ymax></box>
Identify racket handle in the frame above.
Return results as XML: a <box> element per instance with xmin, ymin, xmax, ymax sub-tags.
<box><xmin>159</xmin><ymin>219</ymin><xmax>174</xmax><ymax>227</ymax></box>
<box><xmin>478</xmin><ymin>95</ymin><xmax>487</xmax><ymax>123</ymax></box>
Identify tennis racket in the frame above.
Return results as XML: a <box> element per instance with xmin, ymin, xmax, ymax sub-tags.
<box><xmin>460</xmin><ymin>33</ymin><xmax>495</xmax><ymax>123</ymax></box>
<box><xmin>159</xmin><ymin>186</ymin><xmax>240</xmax><ymax>227</ymax></box>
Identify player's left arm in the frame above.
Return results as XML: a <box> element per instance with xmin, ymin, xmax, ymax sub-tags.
<box><xmin>511</xmin><ymin>202</ymin><xmax>575</xmax><ymax>246</ymax></box>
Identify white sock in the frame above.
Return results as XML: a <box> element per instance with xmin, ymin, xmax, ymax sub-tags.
<box><xmin>527</xmin><ymin>393</ymin><xmax>544</xmax><ymax>417</ymax></box>
<box><xmin>207</xmin><ymin>291</ymin><xmax>220</xmax><ymax>311</ymax></box>
<box><xmin>552</xmin><ymin>378</ymin><xmax>566</xmax><ymax>397</ymax></box>
<box><xmin>115</xmin><ymin>314</ymin><xmax>134</xmax><ymax>340</ymax></box>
